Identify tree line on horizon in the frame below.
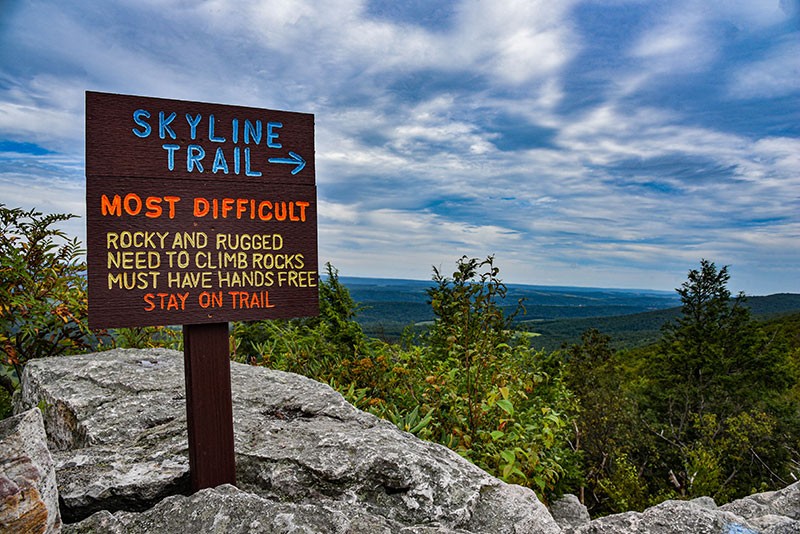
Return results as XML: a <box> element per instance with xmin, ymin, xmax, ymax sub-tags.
<box><xmin>2</xmin><ymin>204</ymin><xmax>799</xmax><ymax>516</ymax></box>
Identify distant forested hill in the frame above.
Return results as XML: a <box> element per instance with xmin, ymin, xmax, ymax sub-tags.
<box><xmin>340</xmin><ymin>277</ymin><xmax>800</xmax><ymax>350</ymax></box>
<box><xmin>521</xmin><ymin>293</ymin><xmax>800</xmax><ymax>351</ymax></box>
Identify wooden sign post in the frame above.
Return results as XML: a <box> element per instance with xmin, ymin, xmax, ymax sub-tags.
<box><xmin>183</xmin><ymin>322</ymin><xmax>236</xmax><ymax>489</ymax></box>
<box><xmin>85</xmin><ymin>91</ymin><xmax>319</xmax><ymax>490</ymax></box>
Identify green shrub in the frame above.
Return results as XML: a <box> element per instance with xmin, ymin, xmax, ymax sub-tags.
<box><xmin>0</xmin><ymin>205</ymin><xmax>101</xmax><ymax>399</ymax></box>
<box><xmin>112</xmin><ymin>326</ymin><xmax>182</xmax><ymax>350</ymax></box>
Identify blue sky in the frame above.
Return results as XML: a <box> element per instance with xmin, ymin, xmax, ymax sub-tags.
<box><xmin>1</xmin><ymin>0</ymin><xmax>798</xmax><ymax>294</ymax></box>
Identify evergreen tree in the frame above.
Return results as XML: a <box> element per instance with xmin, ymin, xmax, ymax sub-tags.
<box><xmin>643</xmin><ymin>260</ymin><xmax>796</xmax><ymax>500</ymax></box>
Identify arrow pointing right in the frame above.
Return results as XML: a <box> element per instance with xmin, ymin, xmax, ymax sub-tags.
<box><xmin>268</xmin><ymin>151</ymin><xmax>306</xmax><ymax>175</ymax></box>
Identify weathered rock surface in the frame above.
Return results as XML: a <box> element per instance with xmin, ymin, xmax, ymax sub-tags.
<box><xmin>0</xmin><ymin>407</ymin><xmax>62</xmax><ymax>533</ymax></box>
<box><xmin>721</xmin><ymin>482</ymin><xmax>800</xmax><ymax>533</ymax></box>
<box><xmin>14</xmin><ymin>348</ymin><xmax>560</xmax><ymax>533</ymax></box>
<box><xmin>573</xmin><ymin>499</ymin><xmax>759</xmax><ymax>533</ymax></box>
<box><xmin>550</xmin><ymin>494</ymin><xmax>590</xmax><ymax>530</ymax></box>
<box><xmin>63</xmin><ymin>484</ymin><xmax>475</xmax><ymax>534</ymax></box>
<box><xmin>14</xmin><ymin>349</ymin><xmax>190</xmax><ymax>522</ymax></box>
<box><xmin>567</xmin><ymin>486</ymin><xmax>800</xmax><ymax>534</ymax></box>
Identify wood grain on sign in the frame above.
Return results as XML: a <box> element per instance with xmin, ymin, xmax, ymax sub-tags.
<box><xmin>86</xmin><ymin>91</ymin><xmax>315</xmax><ymax>185</ymax></box>
<box><xmin>86</xmin><ymin>177</ymin><xmax>318</xmax><ymax>329</ymax></box>
<box><xmin>85</xmin><ymin>91</ymin><xmax>319</xmax><ymax>329</ymax></box>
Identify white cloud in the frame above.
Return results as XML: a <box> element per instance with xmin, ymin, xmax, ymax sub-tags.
<box><xmin>0</xmin><ymin>172</ymin><xmax>87</xmax><ymax>246</ymax></box>
<box><xmin>318</xmin><ymin>199</ymin><xmax>360</xmax><ymax>224</ymax></box>
<box><xmin>710</xmin><ymin>0</ymin><xmax>792</xmax><ymax>30</ymax></box>
<box><xmin>318</xmin><ymin>205</ymin><xmax>523</xmax><ymax>281</ymax></box>
<box><xmin>192</xmin><ymin>0</ymin><xmax>580</xmax><ymax>93</ymax></box>
<box><xmin>630</xmin><ymin>4</ymin><xmax>717</xmax><ymax>74</ymax></box>
<box><xmin>0</xmin><ymin>99</ymin><xmax>79</xmax><ymax>148</ymax></box>
<box><xmin>453</xmin><ymin>0</ymin><xmax>578</xmax><ymax>84</ymax></box>
<box><xmin>727</xmin><ymin>35</ymin><xmax>800</xmax><ymax>99</ymax></box>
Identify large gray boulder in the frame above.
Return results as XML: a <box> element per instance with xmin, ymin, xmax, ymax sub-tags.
<box><xmin>14</xmin><ymin>348</ymin><xmax>560</xmax><ymax>533</ymax></box>
<box><xmin>0</xmin><ymin>407</ymin><xmax>62</xmax><ymax>533</ymax></box>
<box><xmin>14</xmin><ymin>349</ymin><xmax>191</xmax><ymax>522</ymax></box>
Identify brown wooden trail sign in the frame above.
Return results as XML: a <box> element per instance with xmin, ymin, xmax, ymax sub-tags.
<box><xmin>85</xmin><ymin>91</ymin><xmax>319</xmax><ymax>490</ymax></box>
<box><xmin>85</xmin><ymin>91</ymin><xmax>318</xmax><ymax>328</ymax></box>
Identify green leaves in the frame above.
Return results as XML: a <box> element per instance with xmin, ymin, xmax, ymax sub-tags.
<box><xmin>490</xmin><ymin>430</ymin><xmax>505</xmax><ymax>440</ymax></box>
<box><xmin>496</xmin><ymin>399</ymin><xmax>514</xmax><ymax>416</ymax></box>
<box><xmin>0</xmin><ymin>204</ymin><xmax>101</xmax><ymax>390</ymax></box>
<box><xmin>499</xmin><ymin>449</ymin><xmax>515</xmax><ymax>465</ymax></box>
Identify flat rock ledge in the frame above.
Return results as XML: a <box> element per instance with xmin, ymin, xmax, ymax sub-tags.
<box><xmin>13</xmin><ymin>348</ymin><xmax>559</xmax><ymax>533</ymax></box>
